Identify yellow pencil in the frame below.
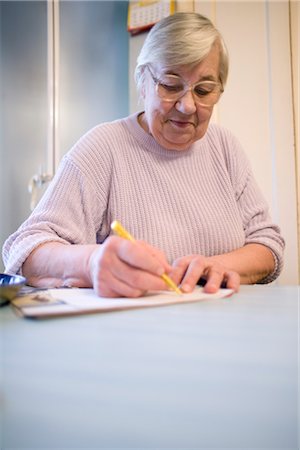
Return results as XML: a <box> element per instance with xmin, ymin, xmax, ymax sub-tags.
<box><xmin>111</xmin><ymin>220</ymin><xmax>182</xmax><ymax>295</ymax></box>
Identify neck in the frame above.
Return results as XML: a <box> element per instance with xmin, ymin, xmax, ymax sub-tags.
<box><xmin>137</xmin><ymin>112</ymin><xmax>149</xmax><ymax>134</ymax></box>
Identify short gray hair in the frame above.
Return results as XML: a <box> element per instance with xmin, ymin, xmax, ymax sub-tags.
<box><xmin>135</xmin><ymin>12</ymin><xmax>229</xmax><ymax>94</ymax></box>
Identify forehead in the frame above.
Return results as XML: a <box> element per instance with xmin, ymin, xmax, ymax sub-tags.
<box><xmin>156</xmin><ymin>45</ymin><xmax>220</xmax><ymax>80</ymax></box>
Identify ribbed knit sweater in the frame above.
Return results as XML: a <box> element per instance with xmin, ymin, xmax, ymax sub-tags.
<box><xmin>3</xmin><ymin>112</ymin><xmax>284</xmax><ymax>282</ymax></box>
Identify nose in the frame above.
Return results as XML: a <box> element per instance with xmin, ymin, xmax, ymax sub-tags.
<box><xmin>174</xmin><ymin>88</ymin><xmax>197</xmax><ymax>114</ymax></box>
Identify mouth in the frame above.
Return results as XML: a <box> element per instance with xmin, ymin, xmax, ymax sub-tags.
<box><xmin>168</xmin><ymin>119</ymin><xmax>195</xmax><ymax>129</ymax></box>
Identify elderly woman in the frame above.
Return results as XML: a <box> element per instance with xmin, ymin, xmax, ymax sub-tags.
<box><xmin>2</xmin><ymin>12</ymin><xmax>284</xmax><ymax>297</ymax></box>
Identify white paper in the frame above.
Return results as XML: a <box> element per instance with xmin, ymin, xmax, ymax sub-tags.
<box><xmin>12</xmin><ymin>287</ymin><xmax>234</xmax><ymax>318</ymax></box>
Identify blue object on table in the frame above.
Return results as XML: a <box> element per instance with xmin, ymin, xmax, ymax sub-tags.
<box><xmin>0</xmin><ymin>273</ymin><xmax>26</xmax><ymax>306</ymax></box>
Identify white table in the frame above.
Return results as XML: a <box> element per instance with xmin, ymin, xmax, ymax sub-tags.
<box><xmin>0</xmin><ymin>285</ymin><xmax>299</xmax><ymax>449</ymax></box>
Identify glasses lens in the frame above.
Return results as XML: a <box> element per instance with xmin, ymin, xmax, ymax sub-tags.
<box><xmin>155</xmin><ymin>76</ymin><xmax>221</xmax><ymax>106</ymax></box>
<box><xmin>156</xmin><ymin>76</ymin><xmax>185</xmax><ymax>101</ymax></box>
<box><xmin>193</xmin><ymin>81</ymin><xmax>220</xmax><ymax>106</ymax></box>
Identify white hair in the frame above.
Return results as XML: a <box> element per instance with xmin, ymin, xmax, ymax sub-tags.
<box><xmin>135</xmin><ymin>12</ymin><xmax>229</xmax><ymax>95</ymax></box>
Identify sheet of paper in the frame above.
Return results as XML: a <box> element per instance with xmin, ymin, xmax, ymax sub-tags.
<box><xmin>11</xmin><ymin>287</ymin><xmax>234</xmax><ymax>319</ymax></box>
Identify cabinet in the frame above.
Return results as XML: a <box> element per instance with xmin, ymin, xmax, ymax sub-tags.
<box><xmin>0</xmin><ymin>1</ymin><xmax>129</xmax><ymax>271</ymax></box>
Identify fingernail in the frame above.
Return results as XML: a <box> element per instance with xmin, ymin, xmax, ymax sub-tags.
<box><xmin>206</xmin><ymin>284</ymin><xmax>217</xmax><ymax>293</ymax></box>
<box><xmin>181</xmin><ymin>283</ymin><xmax>192</xmax><ymax>293</ymax></box>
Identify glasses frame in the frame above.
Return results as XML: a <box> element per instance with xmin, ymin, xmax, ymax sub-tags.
<box><xmin>147</xmin><ymin>66</ymin><xmax>223</xmax><ymax>108</ymax></box>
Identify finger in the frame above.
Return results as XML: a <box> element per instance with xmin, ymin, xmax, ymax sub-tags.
<box><xmin>117</xmin><ymin>239</ymin><xmax>166</xmax><ymax>276</ymax></box>
<box><xmin>223</xmin><ymin>271</ymin><xmax>240</xmax><ymax>292</ymax></box>
<box><xmin>168</xmin><ymin>265</ymin><xmax>186</xmax><ymax>286</ymax></box>
<box><xmin>93</xmin><ymin>264</ymin><xmax>147</xmax><ymax>298</ymax></box>
<box><xmin>90</xmin><ymin>240</ymin><xmax>146</xmax><ymax>297</ymax></box>
<box><xmin>138</xmin><ymin>240</ymin><xmax>172</xmax><ymax>272</ymax></box>
<box><xmin>169</xmin><ymin>256</ymin><xmax>195</xmax><ymax>286</ymax></box>
<box><xmin>178</xmin><ymin>256</ymin><xmax>206</xmax><ymax>293</ymax></box>
<box><xmin>202</xmin><ymin>267</ymin><xmax>241</xmax><ymax>293</ymax></box>
<box><xmin>110</xmin><ymin>255</ymin><xmax>167</xmax><ymax>292</ymax></box>
<box><xmin>202</xmin><ymin>267</ymin><xmax>225</xmax><ymax>293</ymax></box>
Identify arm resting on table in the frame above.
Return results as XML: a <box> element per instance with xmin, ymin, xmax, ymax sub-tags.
<box><xmin>22</xmin><ymin>242</ymin><xmax>96</xmax><ymax>289</ymax></box>
<box><xmin>208</xmin><ymin>243</ymin><xmax>276</xmax><ymax>284</ymax></box>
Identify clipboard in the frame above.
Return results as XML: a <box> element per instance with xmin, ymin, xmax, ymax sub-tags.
<box><xmin>128</xmin><ymin>0</ymin><xmax>175</xmax><ymax>35</ymax></box>
<box><xmin>11</xmin><ymin>287</ymin><xmax>234</xmax><ymax>319</ymax></box>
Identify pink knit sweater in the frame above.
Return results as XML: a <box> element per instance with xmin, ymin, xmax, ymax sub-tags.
<box><xmin>3</xmin><ymin>112</ymin><xmax>284</xmax><ymax>282</ymax></box>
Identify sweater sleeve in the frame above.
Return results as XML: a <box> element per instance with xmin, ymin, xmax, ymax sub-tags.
<box><xmin>2</xmin><ymin>131</ymin><xmax>112</xmax><ymax>275</ymax></box>
<box><xmin>222</xmin><ymin>130</ymin><xmax>285</xmax><ymax>283</ymax></box>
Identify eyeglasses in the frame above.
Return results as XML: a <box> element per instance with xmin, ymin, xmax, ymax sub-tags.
<box><xmin>147</xmin><ymin>66</ymin><xmax>223</xmax><ymax>107</ymax></box>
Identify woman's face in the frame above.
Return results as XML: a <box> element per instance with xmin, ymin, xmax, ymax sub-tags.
<box><xmin>139</xmin><ymin>45</ymin><xmax>221</xmax><ymax>151</ymax></box>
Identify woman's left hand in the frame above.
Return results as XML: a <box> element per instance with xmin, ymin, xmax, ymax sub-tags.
<box><xmin>169</xmin><ymin>254</ymin><xmax>240</xmax><ymax>293</ymax></box>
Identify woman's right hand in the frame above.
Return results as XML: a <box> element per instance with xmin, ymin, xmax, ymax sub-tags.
<box><xmin>88</xmin><ymin>236</ymin><xmax>172</xmax><ymax>298</ymax></box>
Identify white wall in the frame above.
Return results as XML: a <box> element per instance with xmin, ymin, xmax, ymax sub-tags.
<box><xmin>129</xmin><ymin>0</ymin><xmax>299</xmax><ymax>284</ymax></box>
<box><xmin>290</xmin><ymin>0</ymin><xmax>300</xmax><ymax>280</ymax></box>
<box><xmin>206</xmin><ymin>0</ymin><xmax>298</xmax><ymax>285</ymax></box>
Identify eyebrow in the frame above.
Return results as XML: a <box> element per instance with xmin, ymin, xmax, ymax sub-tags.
<box><xmin>162</xmin><ymin>71</ymin><xmax>218</xmax><ymax>83</ymax></box>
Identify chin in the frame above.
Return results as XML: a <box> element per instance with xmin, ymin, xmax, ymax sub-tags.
<box><xmin>159</xmin><ymin>126</ymin><xmax>207</xmax><ymax>150</ymax></box>
<box><xmin>160</xmin><ymin>132</ymin><xmax>198</xmax><ymax>150</ymax></box>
